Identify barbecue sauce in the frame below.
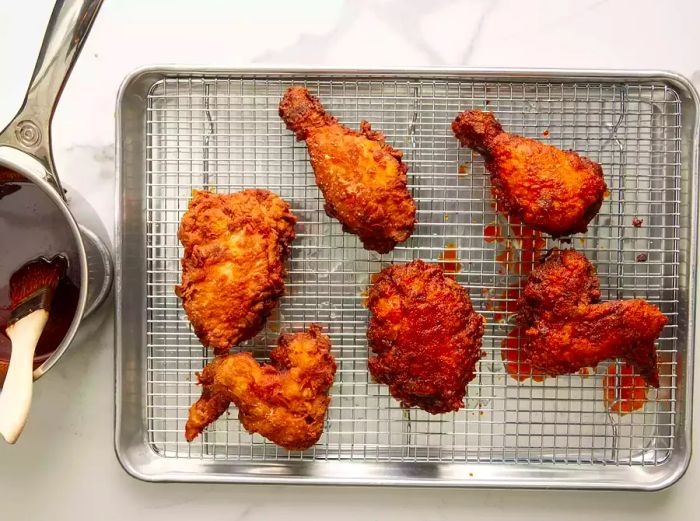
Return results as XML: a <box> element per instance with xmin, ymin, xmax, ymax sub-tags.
<box><xmin>603</xmin><ymin>363</ymin><xmax>648</xmax><ymax>415</ymax></box>
<box><xmin>0</xmin><ymin>168</ymin><xmax>81</xmax><ymax>384</ymax></box>
<box><xmin>438</xmin><ymin>243</ymin><xmax>461</xmax><ymax>279</ymax></box>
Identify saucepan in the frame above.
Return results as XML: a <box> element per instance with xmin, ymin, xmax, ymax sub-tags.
<box><xmin>0</xmin><ymin>0</ymin><xmax>111</xmax><ymax>382</ymax></box>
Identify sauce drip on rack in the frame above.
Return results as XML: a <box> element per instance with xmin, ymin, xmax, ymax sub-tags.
<box><xmin>483</xmin><ymin>214</ymin><xmax>547</xmax><ymax>382</ymax></box>
<box><xmin>483</xmin><ymin>223</ymin><xmax>502</xmax><ymax>243</ymax></box>
<box><xmin>438</xmin><ymin>243</ymin><xmax>461</xmax><ymax>279</ymax></box>
<box><xmin>603</xmin><ymin>363</ymin><xmax>648</xmax><ymax>415</ymax></box>
<box><xmin>499</xmin><ymin>328</ymin><xmax>544</xmax><ymax>383</ymax></box>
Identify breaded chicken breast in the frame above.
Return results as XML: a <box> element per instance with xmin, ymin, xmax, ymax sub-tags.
<box><xmin>367</xmin><ymin>260</ymin><xmax>485</xmax><ymax>413</ymax></box>
<box><xmin>175</xmin><ymin>189</ymin><xmax>296</xmax><ymax>354</ymax></box>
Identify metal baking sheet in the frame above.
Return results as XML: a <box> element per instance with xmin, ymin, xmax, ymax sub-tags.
<box><xmin>115</xmin><ymin>68</ymin><xmax>698</xmax><ymax>488</ymax></box>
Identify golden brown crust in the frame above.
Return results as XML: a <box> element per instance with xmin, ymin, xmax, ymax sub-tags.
<box><xmin>452</xmin><ymin>110</ymin><xmax>607</xmax><ymax>237</ymax></box>
<box><xmin>185</xmin><ymin>324</ymin><xmax>337</xmax><ymax>450</ymax></box>
<box><xmin>279</xmin><ymin>87</ymin><xmax>416</xmax><ymax>253</ymax></box>
<box><xmin>517</xmin><ymin>249</ymin><xmax>666</xmax><ymax>387</ymax></box>
<box><xmin>278</xmin><ymin>87</ymin><xmax>337</xmax><ymax>141</ymax></box>
<box><xmin>367</xmin><ymin>260</ymin><xmax>485</xmax><ymax>413</ymax></box>
<box><xmin>175</xmin><ymin>189</ymin><xmax>297</xmax><ymax>354</ymax></box>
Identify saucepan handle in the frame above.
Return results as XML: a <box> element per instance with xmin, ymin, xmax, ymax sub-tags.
<box><xmin>0</xmin><ymin>0</ymin><xmax>104</xmax><ymax>194</ymax></box>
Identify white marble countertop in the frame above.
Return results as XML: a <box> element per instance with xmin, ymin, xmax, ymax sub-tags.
<box><xmin>0</xmin><ymin>0</ymin><xmax>698</xmax><ymax>519</ymax></box>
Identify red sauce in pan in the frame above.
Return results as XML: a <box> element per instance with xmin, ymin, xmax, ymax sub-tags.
<box><xmin>0</xmin><ymin>170</ymin><xmax>81</xmax><ymax>383</ymax></box>
<box><xmin>0</xmin><ymin>277</ymin><xmax>79</xmax><ymax>361</ymax></box>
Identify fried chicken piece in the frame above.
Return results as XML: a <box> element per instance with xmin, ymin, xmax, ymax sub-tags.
<box><xmin>279</xmin><ymin>87</ymin><xmax>416</xmax><ymax>253</ymax></box>
<box><xmin>452</xmin><ymin>110</ymin><xmax>607</xmax><ymax>237</ymax></box>
<box><xmin>185</xmin><ymin>324</ymin><xmax>336</xmax><ymax>450</ymax></box>
<box><xmin>367</xmin><ymin>260</ymin><xmax>485</xmax><ymax>413</ymax></box>
<box><xmin>175</xmin><ymin>189</ymin><xmax>296</xmax><ymax>354</ymax></box>
<box><xmin>517</xmin><ymin>249</ymin><xmax>666</xmax><ymax>387</ymax></box>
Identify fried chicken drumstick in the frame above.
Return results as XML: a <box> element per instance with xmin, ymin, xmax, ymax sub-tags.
<box><xmin>279</xmin><ymin>87</ymin><xmax>416</xmax><ymax>253</ymax></box>
<box><xmin>185</xmin><ymin>324</ymin><xmax>336</xmax><ymax>450</ymax></box>
<box><xmin>367</xmin><ymin>260</ymin><xmax>485</xmax><ymax>413</ymax></box>
<box><xmin>517</xmin><ymin>249</ymin><xmax>666</xmax><ymax>387</ymax></box>
<box><xmin>175</xmin><ymin>189</ymin><xmax>296</xmax><ymax>354</ymax></box>
<box><xmin>452</xmin><ymin>110</ymin><xmax>607</xmax><ymax>237</ymax></box>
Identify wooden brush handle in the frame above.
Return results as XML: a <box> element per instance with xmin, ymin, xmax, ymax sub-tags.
<box><xmin>0</xmin><ymin>310</ymin><xmax>48</xmax><ymax>444</ymax></box>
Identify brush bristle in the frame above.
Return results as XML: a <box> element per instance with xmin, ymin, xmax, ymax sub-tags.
<box><xmin>0</xmin><ymin>167</ymin><xmax>27</xmax><ymax>184</ymax></box>
<box><xmin>9</xmin><ymin>256</ymin><xmax>67</xmax><ymax>310</ymax></box>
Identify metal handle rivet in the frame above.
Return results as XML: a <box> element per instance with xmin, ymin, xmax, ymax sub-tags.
<box><xmin>15</xmin><ymin>120</ymin><xmax>42</xmax><ymax>147</ymax></box>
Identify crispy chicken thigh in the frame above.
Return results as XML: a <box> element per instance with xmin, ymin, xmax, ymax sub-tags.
<box><xmin>367</xmin><ymin>260</ymin><xmax>485</xmax><ymax>413</ymax></box>
<box><xmin>175</xmin><ymin>189</ymin><xmax>296</xmax><ymax>354</ymax></box>
<box><xmin>185</xmin><ymin>324</ymin><xmax>336</xmax><ymax>450</ymax></box>
<box><xmin>452</xmin><ymin>110</ymin><xmax>607</xmax><ymax>237</ymax></box>
<box><xmin>517</xmin><ymin>249</ymin><xmax>666</xmax><ymax>386</ymax></box>
<box><xmin>279</xmin><ymin>86</ymin><xmax>416</xmax><ymax>253</ymax></box>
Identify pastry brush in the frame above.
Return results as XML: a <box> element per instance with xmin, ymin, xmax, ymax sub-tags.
<box><xmin>0</xmin><ymin>256</ymin><xmax>66</xmax><ymax>443</ymax></box>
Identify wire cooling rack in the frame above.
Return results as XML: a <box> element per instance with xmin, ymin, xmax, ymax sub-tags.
<box><xmin>143</xmin><ymin>75</ymin><xmax>681</xmax><ymax>466</ymax></box>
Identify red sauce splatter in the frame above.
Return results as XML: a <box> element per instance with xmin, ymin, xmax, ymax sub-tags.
<box><xmin>483</xmin><ymin>223</ymin><xmax>503</xmax><ymax>243</ymax></box>
<box><xmin>604</xmin><ymin>189</ymin><xmax>610</xmax><ymax>198</ymax></box>
<box><xmin>488</xmin><ymin>215</ymin><xmax>546</xmax><ymax>276</ymax></box>
<box><xmin>542</xmin><ymin>130</ymin><xmax>550</xmax><ymax>137</ymax></box>
<box><xmin>636</xmin><ymin>253</ymin><xmax>648</xmax><ymax>263</ymax></box>
<box><xmin>578</xmin><ymin>367</ymin><xmax>592</xmax><ymax>378</ymax></box>
<box><xmin>438</xmin><ymin>243</ymin><xmax>461</xmax><ymax>279</ymax></box>
<box><xmin>458</xmin><ymin>164</ymin><xmax>467</xmax><ymax>175</ymax></box>
<box><xmin>507</xmin><ymin>218</ymin><xmax>546</xmax><ymax>276</ymax></box>
<box><xmin>632</xmin><ymin>217</ymin><xmax>643</xmax><ymax>228</ymax></box>
<box><xmin>483</xmin><ymin>213</ymin><xmax>549</xmax><ymax>382</ymax></box>
<box><xmin>603</xmin><ymin>363</ymin><xmax>648</xmax><ymax>415</ymax></box>
<box><xmin>500</xmin><ymin>328</ymin><xmax>545</xmax><ymax>383</ymax></box>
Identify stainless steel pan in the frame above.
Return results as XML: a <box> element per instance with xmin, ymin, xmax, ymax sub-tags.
<box><xmin>0</xmin><ymin>0</ymin><xmax>112</xmax><ymax>381</ymax></box>
<box><xmin>116</xmin><ymin>67</ymin><xmax>698</xmax><ymax>489</ymax></box>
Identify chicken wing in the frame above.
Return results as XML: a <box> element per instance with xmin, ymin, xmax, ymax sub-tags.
<box><xmin>367</xmin><ymin>260</ymin><xmax>485</xmax><ymax>413</ymax></box>
<box><xmin>517</xmin><ymin>249</ymin><xmax>666</xmax><ymax>386</ymax></box>
<box><xmin>185</xmin><ymin>324</ymin><xmax>336</xmax><ymax>450</ymax></box>
<box><xmin>175</xmin><ymin>189</ymin><xmax>297</xmax><ymax>354</ymax></box>
<box><xmin>452</xmin><ymin>110</ymin><xmax>607</xmax><ymax>237</ymax></box>
<box><xmin>279</xmin><ymin>86</ymin><xmax>416</xmax><ymax>253</ymax></box>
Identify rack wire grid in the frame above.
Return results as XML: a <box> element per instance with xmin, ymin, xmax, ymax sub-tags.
<box><xmin>144</xmin><ymin>75</ymin><xmax>681</xmax><ymax>466</ymax></box>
